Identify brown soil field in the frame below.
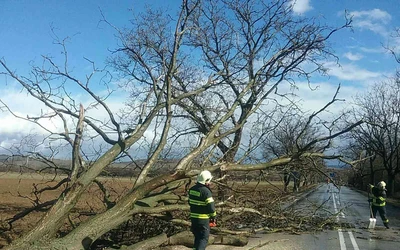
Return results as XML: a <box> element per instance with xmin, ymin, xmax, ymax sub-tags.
<box><xmin>0</xmin><ymin>172</ymin><xmax>138</xmax><ymax>247</ymax></box>
<box><xmin>0</xmin><ymin>172</ymin><xmax>288</xmax><ymax>248</ymax></box>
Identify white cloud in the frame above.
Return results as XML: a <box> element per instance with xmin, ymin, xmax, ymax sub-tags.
<box><xmin>324</xmin><ymin>61</ymin><xmax>382</xmax><ymax>81</ymax></box>
<box><xmin>273</xmin><ymin>80</ymin><xmax>360</xmax><ymax>123</ymax></box>
<box><xmin>0</xmin><ymin>86</ymin><xmax>131</xmax><ymax>158</ymax></box>
<box><xmin>359</xmin><ymin>46</ymin><xmax>385</xmax><ymax>54</ymax></box>
<box><xmin>0</xmin><ymin>84</ymin><xmax>127</xmax><ymax>141</ymax></box>
<box><xmin>0</xmin><ymin>113</ymin><xmax>38</xmax><ymax>134</ymax></box>
<box><xmin>289</xmin><ymin>0</ymin><xmax>313</xmax><ymax>15</ymax></box>
<box><xmin>343</xmin><ymin>52</ymin><xmax>363</xmax><ymax>61</ymax></box>
<box><xmin>350</xmin><ymin>9</ymin><xmax>391</xmax><ymax>23</ymax></box>
<box><xmin>0</xmin><ymin>87</ymin><xmax>47</xmax><ymax>133</ymax></box>
<box><xmin>296</xmin><ymin>82</ymin><xmax>358</xmax><ymax>113</ymax></box>
<box><xmin>348</xmin><ymin>9</ymin><xmax>392</xmax><ymax>37</ymax></box>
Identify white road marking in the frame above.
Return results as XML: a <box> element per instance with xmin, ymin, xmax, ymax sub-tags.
<box><xmin>338</xmin><ymin>229</ymin><xmax>347</xmax><ymax>250</ymax></box>
<box><xmin>348</xmin><ymin>231</ymin><xmax>360</xmax><ymax>250</ymax></box>
<box><xmin>332</xmin><ymin>191</ymin><xmax>339</xmax><ymax>222</ymax></box>
<box><xmin>331</xmin><ymin>185</ymin><xmax>360</xmax><ymax>250</ymax></box>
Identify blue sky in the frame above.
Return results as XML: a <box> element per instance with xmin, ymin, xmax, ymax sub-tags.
<box><xmin>1</xmin><ymin>0</ymin><xmax>399</xmax><ymax>155</ymax></box>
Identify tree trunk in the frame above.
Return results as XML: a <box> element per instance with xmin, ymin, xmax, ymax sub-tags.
<box><xmin>5</xmin><ymin>171</ymin><xmax>189</xmax><ymax>250</ymax></box>
<box><xmin>283</xmin><ymin>171</ymin><xmax>290</xmax><ymax>193</ymax></box>
<box><xmin>387</xmin><ymin>173</ymin><xmax>395</xmax><ymax>196</ymax></box>
<box><xmin>114</xmin><ymin>231</ymin><xmax>248</xmax><ymax>249</ymax></box>
<box><xmin>369</xmin><ymin>156</ymin><xmax>375</xmax><ymax>186</ymax></box>
<box><xmin>165</xmin><ymin>231</ymin><xmax>248</xmax><ymax>248</ymax></box>
<box><xmin>116</xmin><ymin>233</ymin><xmax>168</xmax><ymax>250</ymax></box>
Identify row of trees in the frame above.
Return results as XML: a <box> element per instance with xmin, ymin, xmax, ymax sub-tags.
<box><xmin>340</xmin><ymin>29</ymin><xmax>400</xmax><ymax>195</ymax></box>
<box><xmin>342</xmin><ymin>77</ymin><xmax>400</xmax><ymax>195</ymax></box>
<box><xmin>0</xmin><ymin>0</ymin><xmax>397</xmax><ymax>249</ymax></box>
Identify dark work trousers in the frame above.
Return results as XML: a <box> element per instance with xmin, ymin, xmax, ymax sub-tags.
<box><xmin>191</xmin><ymin>222</ymin><xmax>210</xmax><ymax>250</ymax></box>
<box><xmin>372</xmin><ymin>205</ymin><xmax>389</xmax><ymax>224</ymax></box>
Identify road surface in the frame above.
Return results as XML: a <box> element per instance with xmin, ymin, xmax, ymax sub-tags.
<box><xmin>248</xmin><ymin>183</ymin><xmax>400</xmax><ymax>250</ymax></box>
<box><xmin>168</xmin><ymin>183</ymin><xmax>400</xmax><ymax>250</ymax></box>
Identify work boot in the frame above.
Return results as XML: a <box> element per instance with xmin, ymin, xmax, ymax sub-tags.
<box><xmin>384</xmin><ymin>222</ymin><xmax>390</xmax><ymax>229</ymax></box>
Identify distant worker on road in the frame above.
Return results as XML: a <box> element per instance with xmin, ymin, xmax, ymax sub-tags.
<box><xmin>369</xmin><ymin>181</ymin><xmax>389</xmax><ymax>229</ymax></box>
<box><xmin>188</xmin><ymin>170</ymin><xmax>217</xmax><ymax>250</ymax></box>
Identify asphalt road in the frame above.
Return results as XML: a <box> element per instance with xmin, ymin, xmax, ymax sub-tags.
<box><xmin>168</xmin><ymin>183</ymin><xmax>400</xmax><ymax>250</ymax></box>
<box><xmin>242</xmin><ymin>183</ymin><xmax>400</xmax><ymax>250</ymax></box>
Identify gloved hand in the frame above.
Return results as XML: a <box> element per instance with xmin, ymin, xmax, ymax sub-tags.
<box><xmin>209</xmin><ymin>218</ymin><xmax>217</xmax><ymax>227</ymax></box>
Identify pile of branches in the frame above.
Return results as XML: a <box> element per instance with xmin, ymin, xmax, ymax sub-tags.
<box><xmin>88</xmin><ymin>185</ymin><xmax>350</xmax><ymax>249</ymax></box>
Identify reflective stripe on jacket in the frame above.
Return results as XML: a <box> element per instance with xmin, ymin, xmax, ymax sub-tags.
<box><xmin>188</xmin><ymin>183</ymin><xmax>216</xmax><ymax>220</ymax></box>
<box><xmin>370</xmin><ymin>185</ymin><xmax>386</xmax><ymax>206</ymax></box>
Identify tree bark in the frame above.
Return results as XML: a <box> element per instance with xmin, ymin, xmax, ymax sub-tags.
<box><xmin>387</xmin><ymin>173</ymin><xmax>395</xmax><ymax>196</ymax></box>
<box><xmin>104</xmin><ymin>231</ymin><xmax>248</xmax><ymax>249</ymax></box>
<box><xmin>5</xmin><ymin>171</ymin><xmax>190</xmax><ymax>250</ymax></box>
<box><xmin>116</xmin><ymin>233</ymin><xmax>168</xmax><ymax>250</ymax></box>
<box><xmin>164</xmin><ymin>231</ymin><xmax>248</xmax><ymax>248</ymax></box>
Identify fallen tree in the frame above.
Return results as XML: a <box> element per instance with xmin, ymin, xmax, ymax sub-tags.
<box><xmin>0</xmin><ymin>0</ymin><xmax>361</xmax><ymax>249</ymax></box>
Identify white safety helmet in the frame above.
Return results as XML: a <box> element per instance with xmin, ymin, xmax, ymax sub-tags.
<box><xmin>197</xmin><ymin>170</ymin><xmax>213</xmax><ymax>185</ymax></box>
<box><xmin>377</xmin><ymin>181</ymin><xmax>386</xmax><ymax>189</ymax></box>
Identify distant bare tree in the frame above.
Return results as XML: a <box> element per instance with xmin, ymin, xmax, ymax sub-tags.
<box><xmin>0</xmin><ymin>0</ymin><xmax>360</xmax><ymax>249</ymax></box>
<box><xmin>343</xmin><ymin>79</ymin><xmax>400</xmax><ymax>195</ymax></box>
<box><xmin>339</xmin><ymin>139</ymin><xmax>376</xmax><ymax>188</ymax></box>
<box><xmin>262</xmin><ymin>107</ymin><xmax>332</xmax><ymax>192</ymax></box>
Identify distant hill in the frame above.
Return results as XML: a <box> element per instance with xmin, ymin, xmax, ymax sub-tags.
<box><xmin>0</xmin><ymin>154</ymin><xmax>13</xmax><ymax>161</ymax></box>
<box><xmin>0</xmin><ymin>154</ymin><xmax>180</xmax><ymax>177</ymax></box>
